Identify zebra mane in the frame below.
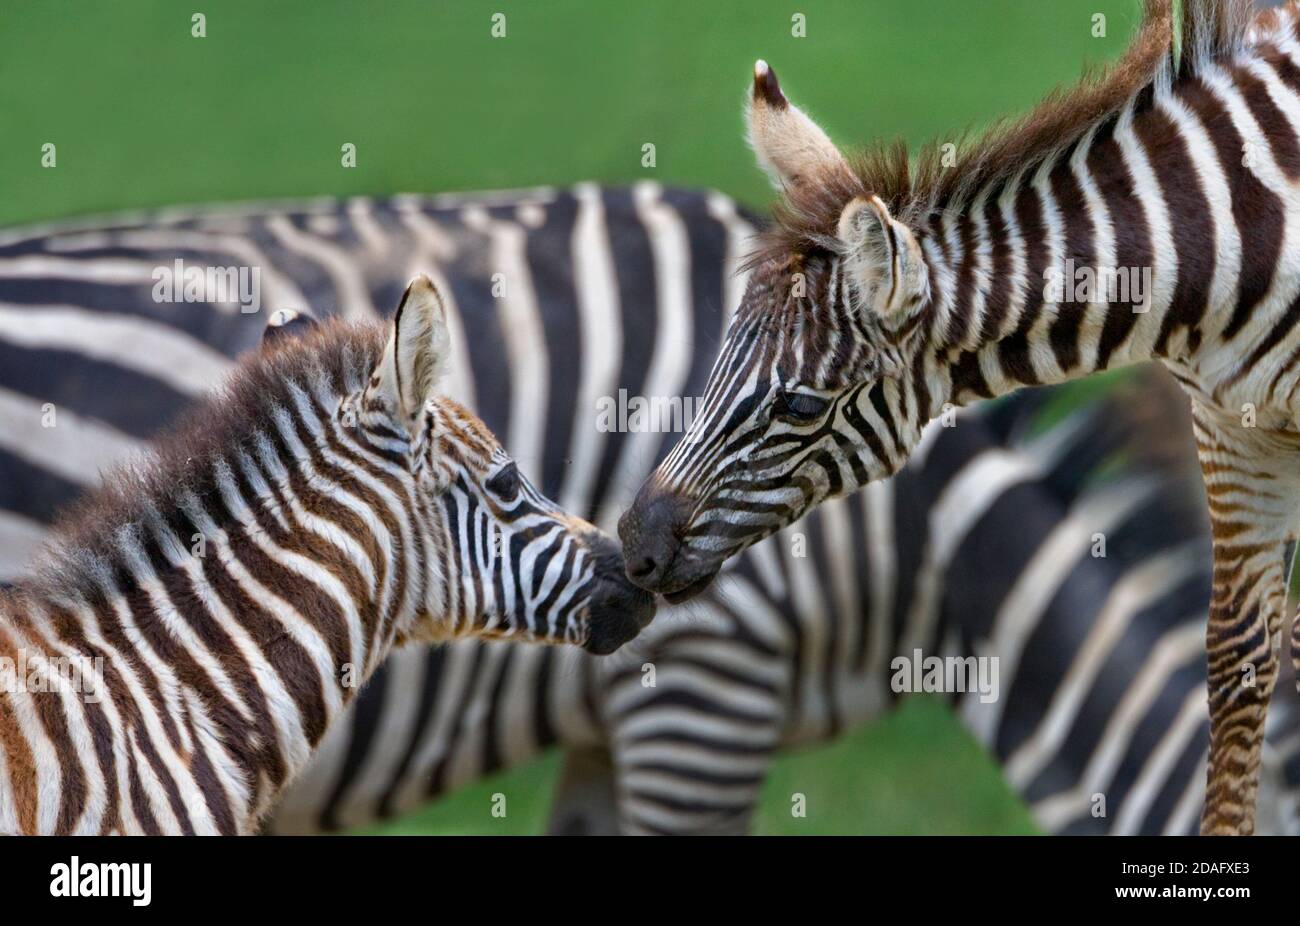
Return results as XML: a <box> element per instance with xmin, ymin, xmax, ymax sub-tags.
<box><xmin>753</xmin><ymin>0</ymin><xmax>1256</xmax><ymax>265</ymax></box>
<box><xmin>24</xmin><ymin>320</ymin><xmax>388</xmax><ymax>602</ymax></box>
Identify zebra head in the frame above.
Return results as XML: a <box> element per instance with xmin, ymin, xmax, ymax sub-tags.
<box><xmin>346</xmin><ymin>277</ymin><xmax>655</xmax><ymax>653</ymax></box>
<box><xmin>620</xmin><ymin>62</ymin><xmax>937</xmax><ymax>602</ymax></box>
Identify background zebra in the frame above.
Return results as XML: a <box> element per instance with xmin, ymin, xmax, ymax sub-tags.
<box><xmin>2</xmin><ymin>183</ymin><xmax>1295</xmax><ymax>833</ymax></box>
<box><xmin>0</xmin><ymin>182</ymin><xmax>751</xmax><ymax>579</ymax></box>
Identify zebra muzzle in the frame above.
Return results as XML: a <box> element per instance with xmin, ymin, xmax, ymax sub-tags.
<box><xmin>583</xmin><ymin>541</ymin><xmax>658</xmax><ymax>655</ymax></box>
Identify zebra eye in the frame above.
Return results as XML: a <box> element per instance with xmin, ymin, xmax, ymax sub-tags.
<box><xmin>486</xmin><ymin>463</ymin><xmax>521</xmax><ymax>500</ymax></box>
<box><xmin>775</xmin><ymin>390</ymin><xmax>830</xmax><ymax>423</ymax></box>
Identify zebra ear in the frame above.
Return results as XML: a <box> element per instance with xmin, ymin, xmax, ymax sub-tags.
<box><xmin>374</xmin><ymin>275</ymin><xmax>451</xmax><ymax>422</ymax></box>
<box><xmin>746</xmin><ymin>60</ymin><xmax>850</xmax><ymax>192</ymax></box>
<box><xmin>836</xmin><ymin>195</ymin><xmax>929</xmax><ymax>324</ymax></box>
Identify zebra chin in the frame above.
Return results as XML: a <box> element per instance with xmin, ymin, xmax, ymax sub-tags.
<box><xmin>581</xmin><ymin>538</ymin><xmax>658</xmax><ymax>655</ymax></box>
<box><xmin>584</xmin><ymin>581</ymin><xmax>657</xmax><ymax>655</ymax></box>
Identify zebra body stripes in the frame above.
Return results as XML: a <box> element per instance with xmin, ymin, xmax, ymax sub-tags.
<box><xmin>3</xmin><ymin>183</ymin><xmax>1295</xmax><ymax>834</ymax></box>
<box><xmin>620</xmin><ymin>0</ymin><xmax>1300</xmax><ymax>834</ymax></box>
<box><xmin>0</xmin><ymin>278</ymin><xmax>651</xmax><ymax>834</ymax></box>
<box><xmin>0</xmin><ymin>183</ymin><xmax>751</xmax><ymax>582</ymax></box>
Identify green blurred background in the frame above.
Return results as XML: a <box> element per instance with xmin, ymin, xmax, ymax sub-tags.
<box><xmin>2</xmin><ymin>0</ymin><xmax>1148</xmax><ymax>834</ymax></box>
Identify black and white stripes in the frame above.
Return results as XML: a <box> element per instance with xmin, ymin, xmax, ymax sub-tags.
<box><xmin>0</xmin><ymin>183</ymin><xmax>755</xmax><ymax>581</ymax></box>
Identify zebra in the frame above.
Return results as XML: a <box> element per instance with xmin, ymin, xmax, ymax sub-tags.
<box><xmin>0</xmin><ymin>276</ymin><xmax>653</xmax><ymax>835</ymax></box>
<box><xmin>266</xmin><ymin>370</ymin><xmax>1300</xmax><ymax>836</ymax></box>
<box><xmin>619</xmin><ymin>0</ymin><xmax>1300</xmax><ymax>835</ymax></box>
<box><xmin>3</xmin><ymin>182</ymin><xmax>1294</xmax><ymax>835</ymax></box>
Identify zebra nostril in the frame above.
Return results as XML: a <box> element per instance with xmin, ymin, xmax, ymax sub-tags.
<box><xmin>628</xmin><ymin>555</ymin><xmax>659</xmax><ymax>580</ymax></box>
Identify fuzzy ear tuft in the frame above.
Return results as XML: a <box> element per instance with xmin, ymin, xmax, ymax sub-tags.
<box><xmin>746</xmin><ymin>60</ymin><xmax>851</xmax><ymax>192</ymax></box>
<box><xmin>372</xmin><ymin>275</ymin><xmax>451</xmax><ymax>422</ymax></box>
<box><xmin>836</xmin><ymin>196</ymin><xmax>929</xmax><ymax>323</ymax></box>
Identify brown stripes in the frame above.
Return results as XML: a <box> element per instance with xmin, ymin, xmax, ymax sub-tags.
<box><xmin>156</xmin><ymin>509</ymin><xmax>288</xmax><ymax>792</ymax></box>
<box><xmin>24</xmin><ymin>651</ymin><xmax>87</xmax><ymax>834</ymax></box>
<box><xmin>0</xmin><ymin>623</ymin><xmax>40</xmax><ymax>834</ymax></box>
<box><xmin>996</xmin><ymin>184</ymin><xmax>1046</xmax><ymax>385</ymax></box>
<box><xmin>1264</xmin><ymin>42</ymin><xmax>1300</xmax><ymax>100</ymax></box>
<box><xmin>217</xmin><ymin>476</ymin><xmax>354</xmax><ymax>687</ymax></box>
<box><xmin>84</xmin><ymin>590</ymin><xmax>194</xmax><ymax>833</ymax></box>
<box><xmin>1239</xmin><ymin>289</ymin><xmax>1300</xmax><ymax>396</ymax></box>
<box><xmin>941</xmin><ymin>210</ymin><xmax>981</xmax><ymax>350</ymax></box>
<box><xmin>0</xmin><ymin>616</ymin><xmax>97</xmax><ymax>834</ymax></box>
<box><xmin>117</xmin><ymin>571</ymin><xmax>235</xmax><ymax>833</ymax></box>
<box><xmin>949</xmin><ymin>350</ymin><xmax>993</xmax><ymax>403</ymax></box>
<box><xmin>1046</xmin><ymin>143</ymin><xmax>1096</xmax><ymax>374</ymax></box>
<box><xmin>127</xmin><ymin>536</ymin><xmax>268</xmax><ymax>832</ymax></box>
<box><xmin>1132</xmin><ymin>104</ymin><xmax>1213</xmax><ymax>357</ymax></box>
<box><xmin>979</xmin><ymin>196</ymin><xmax>1014</xmax><ymax>343</ymax></box>
<box><xmin>1088</xmin><ymin>115</ymin><xmax>1152</xmax><ymax>367</ymax></box>
<box><xmin>82</xmin><ymin>583</ymin><xmax>196</xmax><ymax>833</ymax></box>
<box><xmin>1176</xmin><ymin>76</ymin><xmax>1283</xmax><ymax>341</ymax></box>
<box><xmin>1233</xmin><ymin>56</ymin><xmax>1300</xmax><ymax>180</ymax></box>
<box><xmin>44</xmin><ymin>604</ymin><xmax>151</xmax><ymax>835</ymax></box>
<box><xmin>45</xmin><ymin>606</ymin><xmax>121</xmax><ymax>835</ymax></box>
<box><xmin>306</xmin><ymin>397</ymin><xmax>415</xmax><ymax>649</ymax></box>
<box><xmin>124</xmin><ymin>736</ymin><xmax>161</xmax><ymax>835</ymax></box>
<box><xmin>195</xmin><ymin>536</ymin><xmax>330</xmax><ymax>748</ymax></box>
<box><xmin>187</xmin><ymin>738</ymin><xmax>237</xmax><ymax>835</ymax></box>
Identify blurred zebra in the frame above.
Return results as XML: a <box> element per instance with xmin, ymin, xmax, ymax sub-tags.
<box><xmin>0</xmin><ymin>183</ymin><xmax>752</xmax><ymax>579</ymax></box>
<box><xmin>1</xmin><ymin>183</ymin><xmax>1295</xmax><ymax>833</ymax></box>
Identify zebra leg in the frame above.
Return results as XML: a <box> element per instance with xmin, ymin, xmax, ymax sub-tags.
<box><xmin>545</xmin><ymin>748</ymin><xmax>621</xmax><ymax>836</ymax></box>
<box><xmin>1194</xmin><ymin>407</ymin><xmax>1297</xmax><ymax>835</ymax></box>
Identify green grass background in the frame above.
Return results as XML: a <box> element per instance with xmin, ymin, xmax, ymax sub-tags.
<box><xmin>2</xmin><ymin>0</ymin><xmax>1147</xmax><ymax>833</ymax></box>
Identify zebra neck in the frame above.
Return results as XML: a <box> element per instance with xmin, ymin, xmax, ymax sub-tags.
<box><xmin>909</xmin><ymin>31</ymin><xmax>1300</xmax><ymax>413</ymax></box>
<box><xmin>918</xmin><ymin>179</ymin><xmax>1169</xmax><ymax>409</ymax></box>
<box><xmin>0</xmin><ymin>397</ymin><xmax>432</xmax><ymax>833</ymax></box>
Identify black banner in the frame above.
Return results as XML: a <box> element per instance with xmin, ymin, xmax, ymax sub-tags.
<box><xmin>0</xmin><ymin>836</ymin><xmax>1277</xmax><ymax>914</ymax></box>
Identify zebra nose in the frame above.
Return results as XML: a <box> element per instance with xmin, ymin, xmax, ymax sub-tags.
<box><xmin>627</xmin><ymin>554</ymin><xmax>659</xmax><ymax>581</ymax></box>
<box><xmin>618</xmin><ymin>488</ymin><xmax>693</xmax><ymax>591</ymax></box>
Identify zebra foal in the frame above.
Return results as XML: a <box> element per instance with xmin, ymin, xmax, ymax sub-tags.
<box><xmin>620</xmin><ymin>0</ymin><xmax>1300</xmax><ymax>834</ymax></box>
<box><xmin>0</xmin><ymin>277</ymin><xmax>652</xmax><ymax>835</ymax></box>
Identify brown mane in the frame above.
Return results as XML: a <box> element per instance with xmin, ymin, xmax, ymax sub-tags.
<box><xmin>749</xmin><ymin>0</ymin><xmax>1256</xmax><ymax>268</ymax></box>
<box><xmin>25</xmin><ymin>320</ymin><xmax>388</xmax><ymax>600</ymax></box>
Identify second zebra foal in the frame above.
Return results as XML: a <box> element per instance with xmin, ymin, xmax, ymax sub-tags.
<box><xmin>0</xmin><ymin>276</ymin><xmax>653</xmax><ymax>835</ymax></box>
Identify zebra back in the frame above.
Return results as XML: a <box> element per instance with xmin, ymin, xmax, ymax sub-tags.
<box><xmin>0</xmin><ymin>182</ymin><xmax>755</xmax><ymax>580</ymax></box>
